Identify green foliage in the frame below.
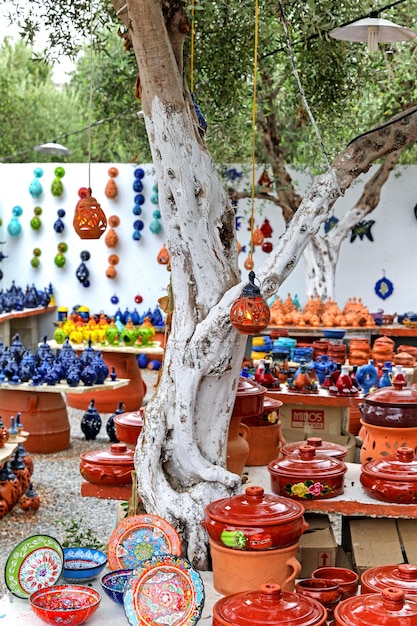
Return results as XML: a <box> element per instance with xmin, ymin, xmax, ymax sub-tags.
<box><xmin>56</xmin><ymin>517</ymin><xmax>106</xmax><ymax>550</ymax></box>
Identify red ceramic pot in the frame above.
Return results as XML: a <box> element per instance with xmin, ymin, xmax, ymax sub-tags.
<box><xmin>361</xmin><ymin>564</ymin><xmax>417</xmax><ymax>596</ymax></box>
<box><xmin>295</xmin><ymin>578</ymin><xmax>341</xmax><ymax>616</ymax></box>
<box><xmin>213</xmin><ymin>582</ymin><xmax>327</xmax><ymax>626</ymax></box>
<box><xmin>268</xmin><ymin>445</ymin><xmax>347</xmax><ymax>500</ymax></box>
<box><xmin>360</xmin><ymin>447</ymin><xmax>417</xmax><ymax>503</ymax></box>
<box><xmin>281</xmin><ymin>437</ymin><xmax>348</xmax><ymax>461</ymax></box>
<box><xmin>203</xmin><ymin>485</ymin><xmax>308</xmax><ymax>551</ymax></box>
<box><xmin>231</xmin><ymin>378</ymin><xmax>266</xmax><ymax>419</ymax></box>
<box><xmin>114</xmin><ymin>408</ymin><xmax>144</xmax><ymax>447</ymax></box>
<box><xmin>359</xmin><ymin>382</ymin><xmax>417</xmax><ymax>428</ymax></box>
<box><xmin>312</xmin><ymin>566</ymin><xmax>359</xmax><ymax>600</ymax></box>
<box><xmin>79</xmin><ymin>443</ymin><xmax>135</xmax><ymax>485</ymax></box>
<box><xmin>334</xmin><ymin>588</ymin><xmax>417</xmax><ymax>625</ymax></box>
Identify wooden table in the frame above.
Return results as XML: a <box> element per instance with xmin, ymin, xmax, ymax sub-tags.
<box><xmin>0</xmin><ymin>378</ymin><xmax>128</xmax><ymax>454</ymax></box>
<box><xmin>0</xmin><ymin>306</ymin><xmax>57</xmax><ymax>350</ymax></box>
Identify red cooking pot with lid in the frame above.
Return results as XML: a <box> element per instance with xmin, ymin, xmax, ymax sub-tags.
<box><xmin>360</xmin><ymin>447</ymin><xmax>417</xmax><ymax>503</ymax></box>
<box><xmin>361</xmin><ymin>563</ymin><xmax>417</xmax><ymax>595</ymax></box>
<box><xmin>334</xmin><ymin>587</ymin><xmax>417</xmax><ymax>626</ymax></box>
<box><xmin>281</xmin><ymin>437</ymin><xmax>348</xmax><ymax>461</ymax></box>
<box><xmin>79</xmin><ymin>442</ymin><xmax>135</xmax><ymax>485</ymax></box>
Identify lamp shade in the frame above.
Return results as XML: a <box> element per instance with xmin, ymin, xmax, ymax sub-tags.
<box><xmin>34</xmin><ymin>142</ymin><xmax>72</xmax><ymax>156</ymax></box>
<box><xmin>329</xmin><ymin>17</ymin><xmax>417</xmax><ymax>51</ymax></box>
<box><xmin>230</xmin><ymin>271</ymin><xmax>270</xmax><ymax>335</ymax></box>
<box><xmin>73</xmin><ymin>188</ymin><xmax>107</xmax><ymax>239</ymax></box>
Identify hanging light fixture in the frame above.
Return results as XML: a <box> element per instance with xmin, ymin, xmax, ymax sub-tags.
<box><xmin>73</xmin><ymin>0</ymin><xmax>107</xmax><ymax>240</ymax></box>
<box><xmin>34</xmin><ymin>142</ymin><xmax>72</xmax><ymax>156</ymax></box>
<box><xmin>230</xmin><ymin>271</ymin><xmax>270</xmax><ymax>334</ymax></box>
<box><xmin>329</xmin><ymin>13</ymin><xmax>417</xmax><ymax>52</ymax></box>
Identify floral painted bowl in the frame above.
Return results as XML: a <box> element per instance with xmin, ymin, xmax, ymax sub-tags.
<box><xmin>62</xmin><ymin>547</ymin><xmax>108</xmax><ymax>583</ymax></box>
<box><xmin>29</xmin><ymin>584</ymin><xmax>101</xmax><ymax>626</ymax></box>
<box><xmin>100</xmin><ymin>568</ymin><xmax>133</xmax><ymax>604</ymax></box>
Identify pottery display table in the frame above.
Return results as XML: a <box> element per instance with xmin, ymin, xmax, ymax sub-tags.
<box><xmin>0</xmin><ymin>379</ymin><xmax>129</xmax><ymax>454</ymax></box>
<box><xmin>0</xmin><ymin>306</ymin><xmax>57</xmax><ymax>350</ymax></box>
<box><xmin>47</xmin><ymin>340</ymin><xmax>164</xmax><ymax>413</ymax></box>
<box><xmin>0</xmin><ymin>442</ymin><xmax>18</xmax><ymax>467</ymax></box>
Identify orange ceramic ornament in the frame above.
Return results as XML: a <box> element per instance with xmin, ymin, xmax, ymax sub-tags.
<box><xmin>105</xmin><ymin>215</ymin><xmax>120</xmax><ymax>248</ymax></box>
<box><xmin>243</xmin><ymin>256</ymin><xmax>254</xmax><ymax>270</ymax></box>
<box><xmin>252</xmin><ymin>226</ymin><xmax>264</xmax><ymax>246</ymax></box>
<box><xmin>105</xmin><ymin>167</ymin><xmax>119</xmax><ymax>199</ymax></box>
<box><xmin>106</xmin><ymin>254</ymin><xmax>119</xmax><ymax>279</ymax></box>
<box><xmin>157</xmin><ymin>244</ymin><xmax>170</xmax><ymax>265</ymax></box>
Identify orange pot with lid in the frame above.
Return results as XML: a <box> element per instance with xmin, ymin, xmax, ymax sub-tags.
<box><xmin>360</xmin><ymin>447</ymin><xmax>417</xmax><ymax>503</ymax></box>
<box><xmin>79</xmin><ymin>443</ymin><xmax>135</xmax><ymax>485</ymax></box>
<box><xmin>334</xmin><ymin>588</ymin><xmax>417</xmax><ymax>626</ymax></box>
<box><xmin>232</xmin><ymin>377</ymin><xmax>266</xmax><ymax>418</ymax></box>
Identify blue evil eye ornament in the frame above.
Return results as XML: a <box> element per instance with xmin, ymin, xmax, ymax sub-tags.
<box><xmin>134</xmin><ymin>167</ymin><xmax>145</xmax><ymax>179</ymax></box>
<box><xmin>133</xmin><ymin>179</ymin><xmax>143</xmax><ymax>193</ymax></box>
<box><xmin>54</xmin><ymin>209</ymin><xmax>66</xmax><ymax>233</ymax></box>
<box><xmin>375</xmin><ymin>273</ymin><xmax>394</xmax><ymax>300</ymax></box>
<box><xmin>111</xmin><ymin>294</ymin><xmax>119</xmax><ymax>304</ymax></box>
<box><xmin>7</xmin><ymin>205</ymin><xmax>23</xmax><ymax>237</ymax></box>
<box><xmin>29</xmin><ymin>167</ymin><xmax>44</xmax><ymax>198</ymax></box>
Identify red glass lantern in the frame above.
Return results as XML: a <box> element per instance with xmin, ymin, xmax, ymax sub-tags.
<box><xmin>73</xmin><ymin>188</ymin><xmax>107</xmax><ymax>239</ymax></box>
<box><xmin>230</xmin><ymin>271</ymin><xmax>271</xmax><ymax>335</ymax></box>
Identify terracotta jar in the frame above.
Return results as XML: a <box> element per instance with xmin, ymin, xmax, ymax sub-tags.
<box><xmin>359</xmin><ymin>381</ymin><xmax>417</xmax><ymax>428</ymax></box>
<box><xmin>359</xmin><ymin>420</ymin><xmax>417</xmax><ymax>464</ymax></box>
<box><xmin>203</xmin><ymin>485</ymin><xmax>308</xmax><ymax>551</ymax></box>
<box><xmin>114</xmin><ymin>408</ymin><xmax>144</xmax><ymax>448</ymax></box>
<box><xmin>360</xmin><ymin>447</ymin><xmax>417</xmax><ymax>503</ymax></box>
<box><xmin>79</xmin><ymin>443</ymin><xmax>135</xmax><ymax>485</ymax></box>
<box><xmin>268</xmin><ymin>446</ymin><xmax>347</xmax><ymax>500</ymax></box>
<box><xmin>212</xmin><ymin>582</ymin><xmax>327</xmax><ymax>626</ymax></box>
<box><xmin>242</xmin><ymin>398</ymin><xmax>285</xmax><ymax>466</ymax></box>
<box><xmin>361</xmin><ymin>564</ymin><xmax>417</xmax><ymax>595</ymax></box>
<box><xmin>226</xmin><ymin>416</ymin><xmax>249</xmax><ymax>476</ymax></box>
<box><xmin>334</xmin><ymin>587</ymin><xmax>417</xmax><ymax>626</ymax></box>
<box><xmin>281</xmin><ymin>437</ymin><xmax>348</xmax><ymax>461</ymax></box>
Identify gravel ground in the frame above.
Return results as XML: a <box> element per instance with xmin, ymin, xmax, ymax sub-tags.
<box><xmin>0</xmin><ymin>370</ymin><xmax>159</xmax><ymax>599</ymax></box>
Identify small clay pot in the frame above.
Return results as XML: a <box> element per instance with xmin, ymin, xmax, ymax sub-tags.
<box><xmin>268</xmin><ymin>445</ymin><xmax>347</xmax><ymax>500</ymax></box>
<box><xmin>79</xmin><ymin>443</ymin><xmax>135</xmax><ymax>485</ymax></box>
<box><xmin>312</xmin><ymin>567</ymin><xmax>359</xmax><ymax>600</ymax></box>
<box><xmin>295</xmin><ymin>578</ymin><xmax>341</xmax><ymax>616</ymax></box>
<box><xmin>334</xmin><ymin>587</ymin><xmax>417</xmax><ymax>626</ymax></box>
<box><xmin>114</xmin><ymin>408</ymin><xmax>144</xmax><ymax>447</ymax></box>
<box><xmin>281</xmin><ymin>437</ymin><xmax>348</xmax><ymax>461</ymax></box>
<box><xmin>361</xmin><ymin>563</ymin><xmax>417</xmax><ymax>596</ymax></box>
<box><xmin>231</xmin><ymin>377</ymin><xmax>266</xmax><ymax>419</ymax></box>
<box><xmin>360</xmin><ymin>447</ymin><xmax>417</xmax><ymax>503</ymax></box>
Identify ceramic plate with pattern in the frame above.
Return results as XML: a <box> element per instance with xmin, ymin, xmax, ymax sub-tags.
<box><xmin>123</xmin><ymin>554</ymin><xmax>205</xmax><ymax>626</ymax></box>
<box><xmin>107</xmin><ymin>514</ymin><xmax>182</xmax><ymax>571</ymax></box>
<box><xmin>5</xmin><ymin>534</ymin><xmax>64</xmax><ymax>599</ymax></box>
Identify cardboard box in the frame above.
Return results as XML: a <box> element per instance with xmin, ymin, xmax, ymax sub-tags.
<box><xmin>281</xmin><ymin>428</ymin><xmax>357</xmax><ymax>463</ymax></box>
<box><xmin>299</xmin><ymin>514</ymin><xmax>338</xmax><ymax>578</ymax></box>
<box><xmin>345</xmin><ymin>518</ymin><xmax>404</xmax><ymax>577</ymax></box>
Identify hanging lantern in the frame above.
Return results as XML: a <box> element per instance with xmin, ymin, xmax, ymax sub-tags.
<box><xmin>230</xmin><ymin>271</ymin><xmax>270</xmax><ymax>335</ymax></box>
<box><xmin>73</xmin><ymin>188</ymin><xmax>107</xmax><ymax>239</ymax></box>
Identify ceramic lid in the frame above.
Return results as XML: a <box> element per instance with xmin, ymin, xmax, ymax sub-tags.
<box><xmin>281</xmin><ymin>437</ymin><xmax>347</xmax><ymax>459</ymax></box>
<box><xmin>263</xmin><ymin>397</ymin><xmax>283</xmax><ymax>410</ymax></box>
<box><xmin>361</xmin><ymin>447</ymin><xmax>417</xmax><ymax>481</ymax></box>
<box><xmin>205</xmin><ymin>485</ymin><xmax>305</xmax><ymax>526</ymax></box>
<box><xmin>236</xmin><ymin>377</ymin><xmax>266</xmax><ymax>397</ymax></box>
<box><xmin>269</xmin><ymin>445</ymin><xmax>347</xmax><ymax>478</ymax></box>
<box><xmin>213</xmin><ymin>582</ymin><xmax>326</xmax><ymax>626</ymax></box>
<box><xmin>335</xmin><ymin>587</ymin><xmax>417</xmax><ymax>625</ymax></box>
<box><xmin>114</xmin><ymin>409</ymin><xmax>144</xmax><ymax>428</ymax></box>
<box><xmin>80</xmin><ymin>443</ymin><xmax>135</xmax><ymax>466</ymax></box>
<box><xmin>362</xmin><ymin>564</ymin><xmax>417</xmax><ymax>595</ymax></box>
<box><xmin>364</xmin><ymin>383</ymin><xmax>417</xmax><ymax>407</ymax></box>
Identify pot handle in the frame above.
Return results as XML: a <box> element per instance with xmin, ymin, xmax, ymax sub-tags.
<box><xmin>358</xmin><ymin>402</ymin><xmax>365</xmax><ymax>416</ymax></box>
<box><xmin>282</xmin><ymin>556</ymin><xmax>302</xmax><ymax>589</ymax></box>
<box><xmin>239</xmin><ymin>423</ymin><xmax>250</xmax><ymax>442</ymax></box>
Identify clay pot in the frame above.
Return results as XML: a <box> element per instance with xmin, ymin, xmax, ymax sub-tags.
<box><xmin>334</xmin><ymin>587</ymin><xmax>417</xmax><ymax>625</ymax></box>
<box><xmin>210</xmin><ymin>541</ymin><xmax>302</xmax><ymax>596</ymax></box>
<box><xmin>359</xmin><ymin>420</ymin><xmax>417</xmax><ymax>464</ymax></box>
<box><xmin>212</xmin><ymin>582</ymin><xmax>327</xmax><ymax>625</ymax></box>
<box><xmin>360</xmin><ymin>447</ymin><xmax>417</xmax><ymax>503</ymax></box>
<box><xmin>359</xmin><ymin>381</ymin><xmax>417</xmax><ymax>428</ymax></box>
<box><xmin>268</xmin><ymin>446</ymin><xmax>347</xmax><ymax>500</ymax></box>
<box><xmin>295</xmin><ymin>578</ymin><xmax>341</xmax><ymax>617</ymax></box>
<box><xmin>226</xmin><ymin>416</ymin><xmax>249</xmax><ymax>476</ymax></box>
<box><xmin>312</xmin><ymin>567</ymin><xmax>359</xmax><ymax>600</ymax></box>
<box><xmin>361</xmin><ymin>563</ymin><xmax>417</xmax><ymax>596</ymax></box>
<box><xmin>242</xmin><ymin>420</ymin><xmax>286</xmax><ymax>466</ymax></box>
<box><xmin>79</xmin><ymin>443</ymin><xmax>135</xmax><ymax>485</ymax></box>
<box><xmin>281</xmin><ymin>437</ymin><xmax>348</xmax><ymax>461</ymax></box>
<box><xmin>231</xmin><ymin>377</ymin><xmax>266</xmax><ymax>419</ymax></box>
<box><xmin>203</xmin><ymin>485</ymin><xmax>308</xmax><ymax>551</ymax></box>
<box><xmin>114</xmin><ymin>408</ymin><xmax>144</xmax><ymax>448</ymax></box>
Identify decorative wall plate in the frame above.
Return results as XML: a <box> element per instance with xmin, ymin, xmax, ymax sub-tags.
<box><xmin>375</xmin><ymin>275</ymin><xmax>394</xmax><ymax>300</ymax></box>
<box><xmin>5</xmin><ymin>534</ymin><xmax>64</xmax><ymax>599</ymax></box>
<box><xmin>123</xmin><ymin>554</ymin><xmax>205</xmax><ymax>626</ymax></box>
<box><xmin>107</xmin><ymin>514</ymin><xmax>182</xmax><ymax>571</ymax></box>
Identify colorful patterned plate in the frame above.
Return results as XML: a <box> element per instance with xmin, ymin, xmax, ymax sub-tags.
<box><xmin>107</xmin><ymin>514</ymin><xmax>182</xmax><ymax>571</ymax></box>
<box><xmin>5</xmin><ymin>534</ymin><xmax>64</xmax><ymax>599</ymax></box>
<box><xmin>123</xmin><ymin>554</ymin><xmax>205</xmax><ymax>626</ymax></box>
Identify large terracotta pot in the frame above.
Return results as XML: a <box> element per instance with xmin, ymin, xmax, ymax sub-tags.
<box><xmin>212</xmin><ymin>582</ymin><xmax>327</xmax><ymax>625</ymax></box>
<box><xmin>361</xmin><ymin>563</ymin><xmax>417</xmax><ymax>595</ymax></box>
<box><xmin>360</xmin><ymin>447</ymin><xmax>417</xmax><ymax>503</ymax></box>
<box><xmin>203</xmin><ymin>485</ymin><xmax>308</xmax><ymax>551</ymax></box>
<box><xmin>334</xmin><ymin>588</ymin><xmax>417</xmax><ymax>626</ymax></box>
<box><xmin>79</xmin><ymin>443</ymin><xmax>135</xmax><ymax>485</ymax></box>
<box><xmin>268</xmin><ymin>446</ymin><xmax>347</xmax><ymax>500</ymax></box>
<box><xmin>359</xmin><ymin>420</ymin><xmax>417</xmax><ymax>464</ymax></box>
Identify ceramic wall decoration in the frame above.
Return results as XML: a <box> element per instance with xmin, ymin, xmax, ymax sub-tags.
<box><xmin>30</xmin><ymin>206</ymin><xmax>42</xmax><ymax>231</ymax></box>
<box><xmin>53</xmin><ymin>208</ymin><xmax>66</xmax><ymax>233</ymax></box>
<box><xmin>76</xmin><ymin>250</ymin><xmax>91</xmax><ymax>287</ymax></box>
<box><xmin>7</xmin><ymin>205</ymin><xmax>23</xmax><ymax>237</ymax></box>
<box><xmin>51</xmin><ymin>166</ymin><xmax>65</xmax><ymax>197</ymax></box>
<box><xmin>105</xmin><ymin>167</ymin><xmax>119</xmax><ymax>199</ymax></box>
<box><xmin>28</xmin><ymin>167</ymin><xmax>43</xmax><ymax>198</ymax></box>
<box><xmin>105</xmin><ymin>215</ymin><xmax>120</xmax><ymax>248</ymax></box>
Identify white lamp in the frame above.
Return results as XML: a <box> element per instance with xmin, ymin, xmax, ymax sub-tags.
<box><xmin>329</xmin><ymin>17</ymin><xmax>417</xmax><ymax>51</ymax></box>
<box><xmin>34</xmin><ymin>142</ymin><xmax>72</xmax><ymax>156</ymax></box>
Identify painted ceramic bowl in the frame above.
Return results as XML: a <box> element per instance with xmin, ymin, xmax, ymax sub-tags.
<box><xmin>268</xmin><ymin>445</ymin><xmax>347</xmax><ymax>500</ymax></box>
<box><xmin>79</xmin><ymin>443</ymin><xmax>135</xmax><ymax>485</ymax></box>
<box><xmin>312</xmin><ymin>567</ymin><xmax>359</xmax><ymax>600</ymax></box>
<box><xmin>29</xmin><ymin>584</ymin><xmax>101</xmax><ymax>626</ymax></box>
<box><xmin>360</xmin><ymin>447</ymin><xmax>417</xmax><ymax>503</ymax></box>
<box><xmin>100</xmin><ymin>568</ymin><xmax>133</xmax><ymax>604</ymax></box>
<box><xmin>361</xmin><ymin>564</ymin><xmax>417</xmax><ymax>596</ymax></box>
<box><xmin>231</xmin><ymin>377</ymin><xmax>266</xmax><ymax>418</ymax></box>
<box><xmin>334</xmin><ymin>587</ymin><xmax>417</xmax><ymax>626</ymax></box>
<box><xmin>359</xmin><ymin>383</ymin><xmax>417</xmax><ymax>428</ymax></box>
<box><xmin>203</xmin><ymin>485</ymin><xmax>308</xmax><ymax>551</ymax></box>
<box><xmin>281</xmin><ymin>437</ymin><xmax>348</xmax><ymax>461</ymax></box>
<box><xmin>213</xmin><ymin>582</ymin><xmax>327</xmax><ymax>626</ymax></box>
<box><xmin>114</xmin><ymin>408</ymin><xmax>144</xmax><ymax>446</ymax></box>
<box><xmin>62</xmin><ymin>547</ymin><xmax>108</xmax><ymax>583</ymax></box>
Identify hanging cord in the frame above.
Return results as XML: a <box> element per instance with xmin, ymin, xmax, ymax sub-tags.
<box><xmin>190</xmin><ymin>0</ymin><xmax>195</xmax><ymax>93</ymax></box>
<box><xmin>87</xmin><ymin>0</ymin><xmax>94</xmax><ymax>188</ymax></box>
<box><xmin>277</xmin><ymin>0</ymin><xmax>343</xmax><ymax>195</ymax></box>
<box><xmin>249</xmin><ymin>0</ymin><xmax>259</xmax><ymax>264</ymax></box>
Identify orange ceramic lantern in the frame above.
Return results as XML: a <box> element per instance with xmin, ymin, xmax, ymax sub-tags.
<box><xmin>230</xmin><ymin>271</ymin><xmax>270</xmax><ymax>335</ymax></box>
<box><xmin>73</xmin><ymin>188</ymin><xmax>107</xmax><ymax>239</ymax></box>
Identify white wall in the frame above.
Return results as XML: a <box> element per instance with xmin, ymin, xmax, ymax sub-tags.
<box><xmin>0</xmin><ymin>162</ymin><xmax>415</xmax><ymax>320</ymax></box>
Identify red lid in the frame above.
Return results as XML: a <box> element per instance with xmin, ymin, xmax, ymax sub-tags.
<box><xmin>114</xmin><ymin>409</ymin><xmax>144</xmax><ymax>428</ymax></box>
<box><xmin>205</xmin><ymin>485</ymin><xmax>305</xmax><ymax>526</ymax></box>
<box><xmin>364</xmin><ymin>384</ymin><xmax>417</xmax><ymax>407</ymax></box>
<box><xmin>362</xmin><ymin>564</ymin><xmax>417</xmax><ymax>595</ymax></box>
<box><xmin>236</xmin><ymin>377</ymin><xmax>266</xmax><ymax>397</ymax></box>
<box><xmin>269</xmin><ymin>446</ymin><xmax>347</xmax><ymax>478</ymax></box>
<box><xmin>281</xmin><ymin>437</ymin><xmax>347</xmax><ymax>460</ymax></box>
<box><xmin>335</xmin><ymin>587</ymin><xmax>417</xmax><ymax>625</ymax></box>
<box><xmin>80</xmin><ymin>443</ymin><xmax>135</xmax><ymax>466</ymax></box>
<box><xmin>361</xmin><ymin>447</ymin><xmax>417</xmax><ymax>481</ymax></box>
<box><xmin>213</xmin><ymin>582</ymin><xmax>326</xmax><ymax>626</ymax></box>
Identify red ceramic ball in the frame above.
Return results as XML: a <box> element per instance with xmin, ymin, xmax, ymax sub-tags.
<box><xmin>262</xmin><ymin>241</ymin><xmax>273</xmax><ymax>253</ymax></box>
<box><xmin>135</xmin><ymin>295</ymin><xmax>143</xmax><ymax>304</ymax></box>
